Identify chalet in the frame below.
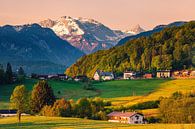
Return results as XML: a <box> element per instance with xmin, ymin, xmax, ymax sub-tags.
<box><xmin>143</xmin><ymin>73</ymin><xmax>153</xmax><ymax>79</ymax></box>
<box><xmin>123</xmin><ymin>71</ymin><xmax>136</xmax><ymax>79</ymax></box>
<box><xmin>37</xmin><ymin>75</ymin><xmax>48</xmax><ymax>80</ymax></box>
<box><xmin>190</xmin><ymin>71</ymin><xmax>195</xmax><ymax>76</ymax></box>
<box><xmin>107</xmin><ymin>111</ymin><xmax>146</xmax><ymax>124</ymax></box>
<box><xmin>0</xmin><ymin>110</ymin><xmax>17</xmax><ymax>117</ymax></box>
<box><xmin>182</xmin><ymin>70</ymin><xmax>190</xmax><ymax>77</ymax></box>
<box><xmin>57</xmin><ymin>74</ymin><xmax>68</xmax><ymax>80</ymax></box>
<box><xmin>74</xmin><ymin>75</ymin><xmax>88</xmax><ymax>81</ymax></box>
<box><xmin>0</xmin><ymin>110</ymin><xmax>29</xmax><ymax>117</ymax></box>
<box><xmin>93</xmin><ymin>70</ymin><xmax>114</xmax><ymax>81</ymax></box>
<box><xmin>48</xmin><ymin>74</ymin><xmax>58</xmax><ymax>79</ymax></box>
<box><xmin>156</xmin><ymin>70</ymin><xmax>171</xmax><ymax>78</ymax></box>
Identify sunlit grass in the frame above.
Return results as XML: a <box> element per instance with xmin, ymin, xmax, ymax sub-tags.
<box><xmin>107</xmin><ymin>79</ymin><xmax>195</xmax><ymax>107</ymax></box>
<box><xmin>0</xmin><ymin>116</ymin><xmax>195</xmax><ymax>129</ymax></box>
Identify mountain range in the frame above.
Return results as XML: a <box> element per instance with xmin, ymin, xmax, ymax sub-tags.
<box><xmin>0</xmin><ymin>24</ymin><xmax>84</xmax><ymax>74</ymax></box>
<box><xmin>39</xmin><ymin>16</ymin><xmax>143</xmax><ymax>54</ymax></box>
<box><xmin>0</xmin><ymin>16</ymin><xmax>189</xmax><ymax>75</ymax></box>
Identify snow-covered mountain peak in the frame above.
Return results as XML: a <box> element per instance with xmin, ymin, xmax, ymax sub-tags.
<box><xmin>39</xmin><ymin>16</ymin><xmax>127</xmax><ymax>54</ymax></box>
<box><xmin>125</xmin><ymin>24</ymin><xmax>145</xmax><ymax>34</ymax></box>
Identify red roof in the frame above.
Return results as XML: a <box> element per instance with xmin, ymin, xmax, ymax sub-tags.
<box><xmin>107</xmin><ymin>111</ymin><xmax>141</xmax><ymax>117</ymax></box>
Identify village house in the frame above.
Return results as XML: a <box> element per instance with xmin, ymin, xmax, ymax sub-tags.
<box><xmin>143</xmin><ymin>73</ymin><xmax>153</xmax><ymax>79</ymax></box>
<box><xmin>156</xmin><ymin>70</ymin><xmax>171</xmax><ymax>78</ymax></box>
<box><xmin>57</xmin><ymin>74</ymin><xmax>68</xmax><ymax>80</ymax></box>
<box><xmin>93</xmin><ymin>70</ymin><xmax>114</xmax><ymax>81</ymax></box>
<box><xmin>123</xmin><ymin>71</ymin><xmax>136</xmax><ymax>79</ymax></box>
<box><xmin>190</xmin><ymin>70</ymin><xmax>195</xmax><ymax>76</ymax></box>
<box><xmin>74</xmin><ymin>75</ymin><xmax>88</xmax><ymax>81</ymax></box>
<box><xmin>107</xmin><ymin>111</ymin><xmax>146</xmax><ymax>124</ymax></box>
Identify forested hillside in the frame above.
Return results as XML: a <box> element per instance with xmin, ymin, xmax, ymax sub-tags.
<box><xmin>66</xmin><ymin>22</ymin><xmax>195</xmax><ymax>77</ymax></box>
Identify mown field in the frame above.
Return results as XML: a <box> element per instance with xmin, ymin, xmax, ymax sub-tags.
<box><xmin>0</xmin><ymin>116</ymin><xmax>195</xmax><ymax>129</ymax></box>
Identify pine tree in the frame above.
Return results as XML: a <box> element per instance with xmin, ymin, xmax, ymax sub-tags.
<box><xmin>17</xmin><ymin>67</ymin><xmax>25</xmax><ymax>83</ymax></box>
<box><xmin>0</xmin><ymin>64</ymin><xmax>5</xmax><ymax>84</ymax></box>
<box><xmin>5</xmin><ymin>62</ymin><xmax>13</xmax><ymax>84</ymax></box>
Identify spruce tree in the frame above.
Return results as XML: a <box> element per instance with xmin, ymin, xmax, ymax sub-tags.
<box><xmin>5</xmin><ymin>62</ymin><xmax>13</xmax><ymax>84</ymax></box>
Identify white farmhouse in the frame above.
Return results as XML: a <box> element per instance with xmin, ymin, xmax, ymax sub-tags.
<box><xmin>107</xmin><ymin>111</ymin><xmax>146</xmax><ymax>124</ymax></box>
<box><xmin>93</xmin><ymin>70</ymin><xmax>114</xmax><ymax>81</ymax></box>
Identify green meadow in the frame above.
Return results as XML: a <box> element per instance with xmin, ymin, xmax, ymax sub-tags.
<box><xmin>1</xmin><ymin>79</ymin><xmax>195</xmax><ymax>110</ymax></box>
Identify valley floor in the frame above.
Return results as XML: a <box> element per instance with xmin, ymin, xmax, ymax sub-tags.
<box><xmin>0</xmin><ymin>116</ymin><xmax>195</xmax><ymax>129</ymax></box>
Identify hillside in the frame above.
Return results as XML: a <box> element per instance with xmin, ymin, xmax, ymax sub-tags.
<box><xmin>39</xmin><ymin>16</ymin><xmax>127</xmax><ymax>54</ymax></box>
<box><xmin>66</xmin><ymin>22</ymin><xmax>195</xmax><ymax>77</ymax></box>
<box><xmin>0</xmin><ymin>24</ymin><xmax>84</xmax><ymax>74</ymax></box>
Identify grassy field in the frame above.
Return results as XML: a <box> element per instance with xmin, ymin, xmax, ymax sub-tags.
<box><xmin>108</xmin><ymin>79</ymin><xmax>195</xmax><ymax>107</ymax></box>
<box><xmin>1</xmin><ymin>79</ymin><xmax>195</xmax><ymax>110</ymax></box>
<box><xmin>0</xmin><ymin>79</ymin><xmax>97</xmax><ymax>109</ymax></box>
<box><xmin>0</xmin><ymin>116</ymin><xmax>195</xmax><ymax>129</ymax></box>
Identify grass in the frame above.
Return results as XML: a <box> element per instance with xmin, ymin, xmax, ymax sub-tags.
<box><xmin>0</xmin><ymin>79</ymin><xmax>97</xmax><ymax>109</ymax></box>
<box><xmin>1</xmin><ymin>78</ymin><xmax>195</xmax><ymax>110</ymax></box>
<box><xmin>108</xmin><ymin>79</ymin><xmax>195</xmax><ymax>107</ymax></box>
<box><xmin>0</xmin><ymin>116</ymin><xmax>195</xmax><ymax>129</ymax></box>
<box><xmin>94</xmin><ymin>79</ymin><xmax>168</xmax><ymax>98</ymax></box>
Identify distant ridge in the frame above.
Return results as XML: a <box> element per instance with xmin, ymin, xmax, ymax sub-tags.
<box><xmin>117</xmin><ymin>21</ymin><xmax>186</xmax><ymax>46</ymax></box>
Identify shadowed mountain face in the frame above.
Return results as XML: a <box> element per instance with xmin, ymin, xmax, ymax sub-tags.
<box><xmin>117</xmin><ymin>21</ymin><xmax>186</xmax><ymax>46</ymax></box>
<box><xmin>0</xmin><ymin>24</ymin><xmax>84</xmax><ymax>74</ymax></box>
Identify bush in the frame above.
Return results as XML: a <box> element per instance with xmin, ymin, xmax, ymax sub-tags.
<box><xmin>130</xmin><ymin>100</ymin><xmax>160</xmax><ymax>110</ymax></box>
<box><xmin>159</xmin><ymin>92</ymin><xmax>195</xmax><ymax>123</ymax></box>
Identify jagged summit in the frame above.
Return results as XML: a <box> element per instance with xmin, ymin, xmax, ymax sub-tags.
<box><xmin>125</xmin><ymin>24</ymin><xmax>145</xmax><ymax>34</ymax></box>
<box><xmin>39</xmin><ymin>16</ymin><xmax>126</xmax><ymax>54</ymax></box>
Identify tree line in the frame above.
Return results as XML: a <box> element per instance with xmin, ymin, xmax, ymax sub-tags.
<box><xmin>66</xmin><ymin>21</ymin><xmax>195</xmax><ymax>77</ymax></box>
<box><xmin>0</xmin><ymin>63</ymin><xmax>25</xmax><ymax>85</ymax></box>
<box><xmin>10</xmin><ymin>80</ymin><xmax>111</xmax><ymax>123</ymax></box>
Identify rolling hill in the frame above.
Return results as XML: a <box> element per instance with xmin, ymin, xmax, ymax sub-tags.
<box><xmin>66</xmin><ymin>21</ymin><xmax>195</xmax><ymax>77</ymax></box>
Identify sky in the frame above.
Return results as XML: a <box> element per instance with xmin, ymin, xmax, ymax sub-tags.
<box><xmin>0</xmin><ymin>0</ymin><xmax>195</xmax><ymax>30</ymax></box>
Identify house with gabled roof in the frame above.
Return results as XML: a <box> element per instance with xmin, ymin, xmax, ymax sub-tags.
<box><xmin>107</xmin><ymin>111</ymin><xmax>146</xmax><ymax>124</ymax></box>
<box><xmin>93</xmin><ymin>70</ymin><xmax>114</xmax><ymax>81</ymax></box>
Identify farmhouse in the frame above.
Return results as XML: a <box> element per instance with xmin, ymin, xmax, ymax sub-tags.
<box><xmin>74</xmin><ymin>75</ymin><xmax>88</xmax><ymax>81</ymax></box>
<box><xmin>143</xmin><ymin>73</ymin><xmax>153</xmax><ymax>79</ymax></box>
<box><xmin>156</xmin><ymin>70</ymin><xmax>171</xmax><ymax>78</ymax></box>
<box><xmin>57</xmin><ymin>74</ymin><xmax>68</xmax><ymax>80</ymax></box>
<box><xmin>190</xmin><ymin>71</ymin><xmax>195</xmax><ymax>76</ymax></box>
<box><xmin>93</xmin><ymin>70</ymin><xmax>114</xmax><ymax>81</ymax></box>
<box><xmin>123</xmin><ymin>71</ymin><xmax>136</xmax><ymax>79</ymax></box>
<box><xmin>107</xmin><ymin>111</ymin><xmax>145</xmax><ymax>124</ymax></box>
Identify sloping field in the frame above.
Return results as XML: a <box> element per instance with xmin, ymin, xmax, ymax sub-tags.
<box><xmin>0</xmin><ymin>116</ymin><xmax>195</xmax><ymax>129</ymax></box>
<box><xmin>109</xmin><ymin>79</ymin><xmax>195</xmax><ymax>107</ymax></box>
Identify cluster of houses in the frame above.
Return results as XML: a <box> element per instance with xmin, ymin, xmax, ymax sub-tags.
<box><xmin>92</xmin><ymin>70</ymin><xmax>172</xmax><ymax>81</ymax></box>
<box><xmin>31</xmin><ymin>69</ymin><xmax>195</xmax><ymax>81</ymax></box>
<box><xmin>31</xmin><ymin>73</ymin><xmax>68</xmax><ymax>80</ymax></box>
<box><xmin>93</xmin><ymin>70</ymin><xmax>195</xmax><ymax>81</ymax></box>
